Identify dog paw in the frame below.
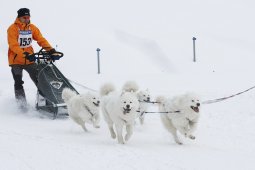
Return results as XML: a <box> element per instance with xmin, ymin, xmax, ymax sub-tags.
<box><xmin>118</xmin><ymin>140</ymin><xmax>125</xmax><ymax>144</ymax></box>
<box><xmin>110</xmin><ymin>132</ymin><xmax>116</xmax><ymax>139</ymax></box>
<box><xmin>176</xmin><ymin>141</ymin><xmax>183</xmax><ymax>145</ymax></box>
<box><xmin>82</xmin><ymin>126</ymin><xmax>88</xmax><ymax>132</ymax></box>
<box><xmin>125</xmin><ymin>134</ymin><xmax>131</xmax><ymax>141</ymax></box>
<box><xmin>174</xmin><ymin>139</ymin><xmax>183</xmax><ymax>145</ymax></box>
<box><xmin>189</xmin><ymin>135</ymin><xmax>196</xmax><ymax>140</ymax></box>
<box><xmin>94</xmin><ymin>125</ymin><xmax>100</xmax><ymax>128</ymax></box>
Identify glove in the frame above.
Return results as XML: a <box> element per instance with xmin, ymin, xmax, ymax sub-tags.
<box><xmin>49</xmin><ymin>49</ymin><xmax>63</xmax><ymax>61</ymax></box>
<box><xmin>48</xmin><ymin>48</ymin><xmax>56</xmax><ymax>55</ymax></box>
<box><xmin>24</xmin><ymin>52</ymin><xmax>36</xmax><ymax>62</ymax></box>
<box><xmin>50</xmin><ymin>54</ymin><xmax>62</xmax><ymax>61</ymax></box>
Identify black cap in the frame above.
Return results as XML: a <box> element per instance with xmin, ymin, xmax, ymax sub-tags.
<box><xmin>17</xmin><ymin>8</ymin><xmax>30</xmax><ymax>18</ymax></box>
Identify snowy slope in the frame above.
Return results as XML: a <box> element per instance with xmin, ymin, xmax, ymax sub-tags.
<box><xmin>1</xmin><ymin>0</ymin><xmax>255</xmax><ymax>170</ymax></box>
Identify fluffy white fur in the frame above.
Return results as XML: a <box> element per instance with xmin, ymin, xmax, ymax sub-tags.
<box><xmin>121</xmin><ymin>81</ymin><xmax>139</xmax><ymax>93</ymax></box>
<box><xmin>136</xmin><ymin>89</ymin><xmax>151</xmax><ymax>124</ymax></box>
<box><xmin>122</xmin><ymin>81</ymin><xmax>151</xmax><ymax>125</ymax></box>
<box><xmin>62</xmin><ymin>88</ymin><xmax>100</xmax><ymax>132</ymax></box>
<box><xmin>101</xmin><ymin>83</ymin><xmax>139</xmax><ymax>144</ymax></box>
<box><xmin>156</xmin><ymin>93</ymin><xmax>201</xmax><ymax>145</ymax></box>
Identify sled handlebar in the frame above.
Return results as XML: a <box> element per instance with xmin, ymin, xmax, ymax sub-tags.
<box><xmin>26</xmin><ymin>48</ymin><xmax>64</xmax><ymax>62</ymax></box>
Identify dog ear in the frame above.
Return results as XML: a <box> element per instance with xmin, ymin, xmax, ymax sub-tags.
<box><xmin>156</xmin><ymin>96</ymin><xmax>165</xmax><ymax>104</ymax></box>
<box><xmin>120</xmin><ymin>90</ymin><xmax>125</xmax><ymax>96</ymax></box>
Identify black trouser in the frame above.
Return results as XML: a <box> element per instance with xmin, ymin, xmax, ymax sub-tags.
<box><xmin>11</xmin><ymin>64</ymin><xmax>38</xmax><ymax>101</ymax></box>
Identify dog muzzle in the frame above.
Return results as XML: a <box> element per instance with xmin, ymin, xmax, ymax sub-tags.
<box><xmin>191</xmin><ymin>106</ymin><xmax>199</xmax><ymax>113</ymax></box>
<box><xmin>93</xmin><ymin>101</ymin><xmax>100</xmax><ymax>107</ymax></box>
<box><xmin>123</xmin><ymin>107</ymin><xmax>131</xmax><ymax>114</ymax></box>
<box><xmin>144</xmin><ymin>98</ymin><xmax>150</xmax><ymax>102</ymax></box>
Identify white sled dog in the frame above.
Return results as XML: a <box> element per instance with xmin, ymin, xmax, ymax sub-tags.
<box><xmin>122</xmin><ymin>81</ymin><xmax>151</xmax><ymax>125</ymax></box>
<box><xmin>100</xmin><ymin>83</ymin><xmax>139</xmax><ymax>144</ymax></box>
<box><xmin>156</xmin><ymin>93</ymin><xmax>201</xmax><ymax>145</ymax></box>
<box><xmin>62</xmin><ymin>88</ymin><xmax>100</xmax><ymax>132</ymax></box>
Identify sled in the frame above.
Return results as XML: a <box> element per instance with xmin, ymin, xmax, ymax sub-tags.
<box><xmin>28</xmin><ymin>48</ymin><xmax>78</xmax><ymax>119</ymax></box>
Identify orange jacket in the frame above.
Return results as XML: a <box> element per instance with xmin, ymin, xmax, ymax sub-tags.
<box><xmin>7</xmin><ymin>18</ymin><xmax>52</xmax><ymax>66</ymax></box>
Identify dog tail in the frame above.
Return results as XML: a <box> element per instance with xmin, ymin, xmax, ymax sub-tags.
<box><xmin>122</xmin><ymin>81</ymin><xmax>139</xmax><ymax>93</ymax></box>
<box><xmin>100</xmin><ymin>83</ymin><xmax>115</xmax><ymax>96</ymax></box>
<box><xmin>62</xmin><ymin>88</ymin><xmax>78</xmax><ymax>102</ymax></box>
<box><xmin>156</xmin><ymin>96</ymin><xmax>166</xmax><ymax>104</ymax></box>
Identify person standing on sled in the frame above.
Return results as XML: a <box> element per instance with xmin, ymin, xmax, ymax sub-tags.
<box><xmin>7</xmin><ymin>8</ymin><xmax>56</xmax><ymax>110</ymax></box>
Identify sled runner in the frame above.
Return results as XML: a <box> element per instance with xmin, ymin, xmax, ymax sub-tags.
<box><xmin>27</xmin><ymin>48</ymin><xmax>78</xmax><ymax>118</ymax></box>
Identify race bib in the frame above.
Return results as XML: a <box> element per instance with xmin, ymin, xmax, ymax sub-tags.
<box><xmin>18</xmin><ymin>30</ymin><xmax>32</xmax><ymax>48</ymax></box>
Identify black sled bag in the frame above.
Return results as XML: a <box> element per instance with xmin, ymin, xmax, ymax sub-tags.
<box><xmin>36</xmin><ymin>63</ymin><xmax>77</xmax><ymax>117</ymax></box>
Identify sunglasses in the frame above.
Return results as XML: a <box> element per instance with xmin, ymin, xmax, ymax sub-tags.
<box><xmin>21</xmin><ymin>16</ymin><xmax>30</xmax><ymax>20</ymax></box>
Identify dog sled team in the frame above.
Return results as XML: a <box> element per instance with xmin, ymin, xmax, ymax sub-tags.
<box><xmin>7</xmin><ymin>7</ymin><xmax>202</xmax><ymax>145</ymax></box>
<box><xmin>62</xmin><ymin>81</ymin><xmax>201</xmax><ymax>145</ymax></box>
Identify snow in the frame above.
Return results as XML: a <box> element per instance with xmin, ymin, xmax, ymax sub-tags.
<box><xmin>1</xmin><ymin>0</ymin><xmax>255</xmax><ymax>169</ymax></box>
